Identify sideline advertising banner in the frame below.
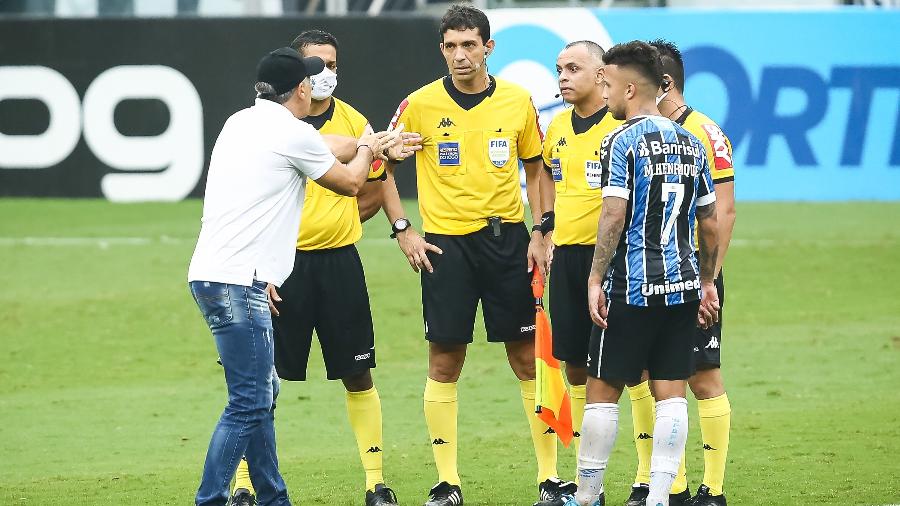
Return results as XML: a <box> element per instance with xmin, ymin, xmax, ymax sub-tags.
<box><xmin>0</xmin><ymin>17</ymin><xmax>444</xmax><ymax>200</ymax></box>
<box><xmin>488</xmin><ymin>8</ymin><xmax>900</xmax><ymax>201</ymax></box>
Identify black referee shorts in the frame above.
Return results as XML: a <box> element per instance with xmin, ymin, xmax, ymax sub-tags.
<box><xmin>587</xmin><ymin>300</ymin><xmax>700</xmax><ymax>384</ymax></box>
<box><xmin>694</xmin><ymin>271</ymin><xmax>725</xmax><ymax>369</ymax></box>
<box><xmin>272</xmin><ymin>245</ymin><xmax>375</xmax><ymax>381</ymax></box>
<box><xmin>422</xmin><ymin>222</ymin><xmax>535</xmax><ymax>344</ymax></box>
<box><xmin>548</xmin><ymin>244</ymin><xmax>594</xmax><ymax>367</ymax></box>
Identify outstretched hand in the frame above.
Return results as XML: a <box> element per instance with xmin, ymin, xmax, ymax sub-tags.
<box><xmin>396</xmin><ymin>228</ymin><xmax>442</xmax><ymax>273</ymax></box>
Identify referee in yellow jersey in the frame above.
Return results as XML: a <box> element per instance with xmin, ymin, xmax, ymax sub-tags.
<box><xmin>231</xmin><ymin>31</ymin><xmax>399</xmax><ymax>506</ymax></box>
<box><xmin>622</xmin><ymin>40</ymin><xmax>736</xmax><ymax>506</ymax></box>
<box><xmin>536</xmin><ymin>41</ymin><xmax>622</xmax><ymax>506</ymax></box>
<box><xmin>378</xmin><ymin>5</ymin><xmax>563</xmax><ymax>506</ymax></box>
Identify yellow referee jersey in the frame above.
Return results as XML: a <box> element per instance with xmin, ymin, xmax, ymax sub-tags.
<box><xmin>297</xmin><ymin>98</ymin><xmax>383</xmax><ymax>250</ymax></box>
<box><xmin>677</xmin><ymin>107</ymin><xmax>734</xmax><ymax>184</ymax></box>
<box><xmin>542</xmin><ymin>106</ymin><xmax>622</xmax><ymax>246</ymax></box>
<box><xmin>676</xmin><ymin>107</ymin><xmax>735</xmax><ymax>248</ymax></box>
<box><xmin>387</xmin><ymin>76</ymin><xmax>544</xmax><ymax>235</ymax></box>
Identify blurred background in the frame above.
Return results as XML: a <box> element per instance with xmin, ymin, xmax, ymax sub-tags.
<box><xmin>1</xmin><ymin>0</ymin><xmax>898</xmax><ymax>201</ymax></box>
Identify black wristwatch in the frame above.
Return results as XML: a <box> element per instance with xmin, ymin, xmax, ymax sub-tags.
<box><xmin>390</xmin><ymin>218</ymin><xmax>411</xmax><ymax>238</ymax></box>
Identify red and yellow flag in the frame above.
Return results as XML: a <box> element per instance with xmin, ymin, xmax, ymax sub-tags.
<box><xmin>532</xmin><ymin>270</ymin><xmax>574</xmax><ymax>447</ymax></box>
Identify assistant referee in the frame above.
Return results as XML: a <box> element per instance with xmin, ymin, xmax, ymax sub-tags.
<box><xmin>538</xmin><ymin>40</ymin><xmax>621</xmax><ymax>502</ymax></box>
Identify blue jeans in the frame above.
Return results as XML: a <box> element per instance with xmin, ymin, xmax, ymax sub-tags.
<box><xmin>190</xmin><ymin>280</ymin><xmax>291</xmax><ymax>506</ymax></box>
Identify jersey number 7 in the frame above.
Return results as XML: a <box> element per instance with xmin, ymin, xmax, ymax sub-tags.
<box><xmin>661</xmin><ymin>182</ymin><xmax>684</xmax><ymax>246</ymax></box>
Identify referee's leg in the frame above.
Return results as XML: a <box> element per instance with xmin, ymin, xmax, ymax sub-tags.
<box><xmin>421</xmin><ymin>232</ymin><xmax>477</xmax><ymax>494</ymax></box>
<box><xmin>686</xmin><ymin>273</ymin><xmax>730</xmax><ymax>500</ymax></box>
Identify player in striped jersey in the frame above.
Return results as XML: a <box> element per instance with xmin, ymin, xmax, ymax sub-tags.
<box><xmin>560</xmin><ymin>41</ymin><xmax>720</xmax><ymax>506</ymax></box>
<box><xmin>649</xmin><ymin>39</ymin><xmax>735</xmax><ymax>506</ymax></box>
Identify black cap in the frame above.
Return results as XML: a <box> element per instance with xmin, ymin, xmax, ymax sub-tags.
<box><xmin>256</xmin><ymin>47</ymin><xmax>326</xmax><ymax>95</ymax></box>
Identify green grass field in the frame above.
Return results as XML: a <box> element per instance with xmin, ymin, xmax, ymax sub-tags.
<box><xmin>1</xmin><ymin>199</ymin><xmax>899</xmax><ymax>506</ymax></box>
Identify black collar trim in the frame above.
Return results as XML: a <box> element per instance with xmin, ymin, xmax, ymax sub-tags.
<box><xmin>674</xmin><ymin>106</ymin><xmax>694</xmax><ymax>126</ymax></box>
<box><xmin>443</xmin><ymin>75</ymin><xmax>497</xmax><ymax>111</ymax></box>
<box><xmin>302</xmin><ymin>99</ymin><xmax>336</xmax><ymax>131</ymax></box>
<box><xmin>571</xmin><ymin>106</ymin><xmax>608</xmax><ymax>135</ymax></box>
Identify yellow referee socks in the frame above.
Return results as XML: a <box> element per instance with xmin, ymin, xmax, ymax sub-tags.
<box><xmin>698</xmin><ymin>393</ymin><xmax>731</xmax><ymax>496</ymax></box>
<box><xmin>424</xmin><ymin>378</ymin><xmax>461</xmax><ymax>486</ymax></box>
<box><xmin>671</xmin><ymin>449</ymin><xmax>688</xmax><ymax>495</ymax></box>
<box><xmin>346</xmin><ymin>386</ymin><xmax>385</xmax><ymax>492</ymax></box>
<box><xmin>569</xmin><ymin>384</ymin><xmax>587</xmax><ymax>464</ymax></box>
<box><xmin>627</xmin><ymin>381</ymin><xmax>655</xmax><ymax>486</ymax></box>
<box><xmin>233</xmin><ymin>457</ymin><xmax>255</xmax><ymax>495</ymax></box>
<box><xmin>520</xmin><ymin>379</ymin><xmax>559</xmax><ymax>483</ymax></box>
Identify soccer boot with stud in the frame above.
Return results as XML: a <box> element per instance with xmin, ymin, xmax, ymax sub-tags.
<box><xmin>668</xmin><ymin>488</ymin><xmax>693</xmax><ymax>506</ymax></box>
<box><xmin>624</xmin><ymin>484</ymin><xmax>649</xmax><ymax>506</ymax></box>
<box><xmin>366</xmin><ymin>483</ymin><xmax>399</xmax><ymax>506</ymax></box>
<box><xmin>228</xmin><ymin>488</ymin><xmax>257</xmax><ymax>506</ymax></box>
<box><xmin>423</xmin><ymin>481</ymin><xmax>463</xmax><ymax>506</ymax></box>
<box><xmin>690</xmin><ymin>484</ymin><xmax>726</xmax><ymax>506</ymax></box>
<box><xmin>533</xmin><ymin>477</ymin><xmax>578</xmax><ymax>506</ymax></box>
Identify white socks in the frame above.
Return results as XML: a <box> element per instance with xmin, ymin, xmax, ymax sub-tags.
<box><xmin>575</xmin><ymin>403</ymin><xmax>618</xmax><ymax>505</ymax></box>
<box><xmin>646</xmin><ymin>397</ymin><xmax>689</xmax><ymax>506</ymax></box>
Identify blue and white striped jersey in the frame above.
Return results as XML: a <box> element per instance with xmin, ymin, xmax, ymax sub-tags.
<box><xmin>599</xmin><ymin>115</ymin><xmax>716</xmax><ymax>307</ymax></box>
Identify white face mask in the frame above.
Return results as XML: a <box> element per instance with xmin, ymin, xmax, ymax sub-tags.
<box><xmin>310</xmin><ymin>67</ymin><xmax>337</xmax><ymax>100</ymax></box>
<box><xmin>655</xmin><ymin>90</ymin><xmax>669</xmax><ymax>106</ymax></box>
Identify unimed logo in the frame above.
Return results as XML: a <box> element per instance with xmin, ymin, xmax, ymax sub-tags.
<box><xmin>0</xmin><ymin>65</ymin><xmax>204</xmax><ymax>202</ymax></box>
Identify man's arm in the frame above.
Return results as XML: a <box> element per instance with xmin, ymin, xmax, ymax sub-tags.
<box><xmin>540</xmin><ymin>163</ymin><xmax>556</xmax><ymax>263</ymax></box>
<box><xmin>356</xmin><ymin>179</ymin><xmax>384</xmax><ymax>222</ymax></box>
<box><xmin>316</xmin><ymin>131</ymin><xmax>396</xmax><ymax>197</ymax></box>
<box><xmin>380</xmin><ymin>162</ymin><xmax>442</xmax><ymax>273</ymax></box>
<box><xmin>587</xmin><ymin>196</ymin><xmax>627</xmax><ymax>327</ymax></box>
<box><xmin>696</xmin><ymin>201</ymin><xmax>721</xmax><ymax>328</ymax></box>
<box><xmin>712</xmin><ymin>180</ymin><xmax>735</xmax><ymax>276</ymax></box>
<box><xmin>523</xmin><ymin>158</ymin><xmax>548</xmax><ymax>278</ymax></box>
<box><xmin>321</xmin><ymin>134</ymin><xmax>359</xmax><ymax>163</ymax></box>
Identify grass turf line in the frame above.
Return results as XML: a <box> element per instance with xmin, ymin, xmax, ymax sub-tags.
<box><xmin>0</xmin><ymin>199</ymin><xmax>898</xmax><ymax>505</ymax></box>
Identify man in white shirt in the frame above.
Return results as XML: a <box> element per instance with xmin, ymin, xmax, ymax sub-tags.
<box><xmin>187</xmin><ymin>47</ymin><xmax>411</xmax><ymax>506</ymax></box>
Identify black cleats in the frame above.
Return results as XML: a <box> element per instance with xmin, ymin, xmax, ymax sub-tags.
<box><xmin>669</xmin><ymin>488</ymin><xmax>692</xmax><ymax>506</ymax></box>
<box><xmin>424</xmin><ymin>481</ymin><xmax>463</xmax><ymax>506</ymax></box>
<box><xmin>624</xmin><ymin>484</ymin><xmax>649</xmax><ymax>506</ymax></box>
<box><xmin>691</xmin><ymin>485</ymin><xmax>726</xmax><ymax>506</ymax></box>
<box><xmin>533</xmin><ymin>477</ymin><xmax>578</xmax><ymax>506</ymax></box>
<box><xmin>228</xmin><ymin>488</ymin><xmax>256</xmax><ymax>506</ymax></box>
<box><xmin>366</xmin><ymin>483</ymin><xmax>399</xmax><ymax>506</ymax></box>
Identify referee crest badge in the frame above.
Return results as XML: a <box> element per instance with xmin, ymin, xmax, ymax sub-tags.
<box><xmin>488</xmin><ymin>138</ymin><xmax>510</xmax><ymax>168</ymax></box>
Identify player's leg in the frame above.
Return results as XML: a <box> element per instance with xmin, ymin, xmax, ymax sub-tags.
<box><xmin>481</xmin><ymin>223</ymin><xmax>561</xmax><ymax>497</ymax></box>
<box><xmin>314</xmin><ymin>245</ymin><xmax>398</xmax><ymax>505</ymax></box>
<box><xmin>624</xmin><ymin>369</ymin><xmax>654</xmax><ymax>505</ymax></box>
<box><xmin>232</xmin><ymin>458</ymin><xmax>255</xmax><ymax>504</ymax></box>
<box><xmin>547</xmin><ymin>245</ymin><xmax>594</xmax><ymax>470</ymax></box>
<box><xmin>687</xmin><ymin>273</ymin><xmax>729</xmax><ymax>506</ymax></box>
<box><xmin>421</xmin><ymin>232</ymin><xmax>477</xmax><ymax>505</ymax></box>
<box><xmin>572</xmin><ymin>301</ymin><xmax>652</xmax><ymax>506</ymax></box>
<box><xmin>645</xmin><ymin>301</ymin><xmax>700</xmax><ymax>506</ymax></box>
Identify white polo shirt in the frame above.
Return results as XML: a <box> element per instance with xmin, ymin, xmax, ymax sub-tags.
<box><xmin>188</xmin><ymin>99</ymin><xmax>335</xmax><ymax>287</ymax></box>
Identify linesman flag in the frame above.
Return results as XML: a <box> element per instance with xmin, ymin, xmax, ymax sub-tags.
<box><xmin>532</xmin><ymin>269</ymin><xmax>574</xmax><ymax>447</ymax></box>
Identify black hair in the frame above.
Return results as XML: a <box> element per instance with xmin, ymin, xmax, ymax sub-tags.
<box><xmin>440</xmin><ymin>4</ymin><xmax>490</xmax><ymax>44</ymax></box>
<box><xmin>564</xmin><ymin>40</ymin><xmax>605</xmax><ymax>64</ymax></box>
<box><xmin>290</xmin><ymin>30</ymin><xmax>339</xmax><ymax>55</ymax></box>
<box><xmin>602</xmin><ymin>40</ymin><xmax>664</xmax><ymax>89</ymax></box>
<box><xmin>648</xmin><ymin>39</ymin><xmax>684</xmax><ymax>92</ymax></box>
